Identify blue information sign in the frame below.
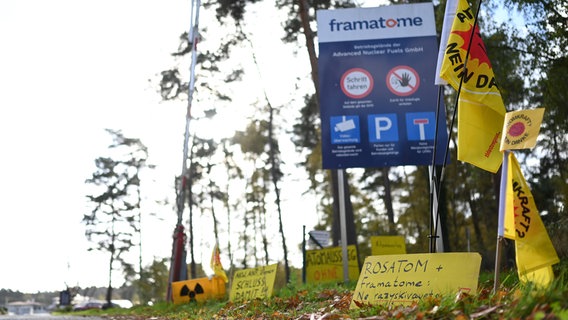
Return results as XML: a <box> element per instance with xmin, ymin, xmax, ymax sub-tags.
<box><xmin>317</xmin><ymin>3</ymin><xmax>449</xmax><ymax>169</ymax></box>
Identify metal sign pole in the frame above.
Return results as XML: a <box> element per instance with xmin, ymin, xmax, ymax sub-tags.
<box><xmin>337</xmin><ymin>169</ymin><xmax>349</xmax><ymax>283</ymax></box>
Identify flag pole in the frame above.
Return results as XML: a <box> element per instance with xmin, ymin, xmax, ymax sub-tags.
<box><xmin>494</xmin><ymin>150</ymin><xmax>509</xmax><ymax>292</ymax></box>
<box><xmin>430</xmin><ymin>0</ymin><xmax>460</xmax><ymax>253</ymax></box>
<box><xmin>439</xmin><ymin>0</ymin><xmax>484</xmax><ymax>172</ymax></box>
<box><xmin>429</xmin><ymin>0</ymin><xmax>459</xmax><ymax>253</ymax></box>
<box><xmin>428</xmin><ymin>85</ymin><xmax>445</xmax><ymax>253</ymax></box>
<box><xmin>167</xmin><ymin>0</ymin><xmax>201</xmax><ymax>302</ymax></box>
<box><xmin>432</xmin><ymin>0</ymin><xmax>488</xmax><ymax>253</ymax></box>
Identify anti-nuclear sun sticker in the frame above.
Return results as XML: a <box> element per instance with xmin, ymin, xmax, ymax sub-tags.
<box><xmin>386</xmin><ymin>66</ymin><xmax>420</xmax><ymax>96</ymax></box>
<box><xmin>341</xmin><ymin>68</ymin><xmax>374</xmax><ymax>99</ymax></box>
<box><xmin>500</xmin><ymin>108</ymin><xmax>545</xmax><ymax>151</ymax></box>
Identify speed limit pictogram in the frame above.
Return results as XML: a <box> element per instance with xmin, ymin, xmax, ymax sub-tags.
<box><xmin>386</xmin><ymin>66</ymin><xmax>420</xmax><ymax>96</ymax></box>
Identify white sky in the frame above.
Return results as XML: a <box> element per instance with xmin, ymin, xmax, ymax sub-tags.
<box><xmin>0</xmin><ymin>0</ymin><xmax>323</xmax><ymax>293</ymax></box>
<box><xmin>0</xmin><ymin>0</ymin><xmax>190</xmax><ymax>293</ymax></box>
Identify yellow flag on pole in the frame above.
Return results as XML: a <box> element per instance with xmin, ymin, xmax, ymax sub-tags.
<box><xmin>503</xmin><ymin>152</ymin><xmax>559</xmax><ymax>284</ymax></box>
<box><xmin>439</xmin><ymin>0</ymin><xmax>506</xmax><ymax>173</ymax></box>
<box><xmin>435</xmin><ymin>0</ymin><xmax>458</xmax><ymax>85</ymax></box>
<box><xmin>457</xmin><ymin>98</ymin><xmax>504</xmax><ymax>172</ymax></box>
<box><xmin>211</xmin><ymin>242</ymin><xmax>229</xmax><ymax>283</ymax></box>
<box><xmin>519</xmin><ymin>264</ymin><xmax>555</xmax><ymax>288</ymax></box>
<box><xmin>500</xmin><ymin>108</ymin><xmax>545</xmax><ymax>151</ymax></box>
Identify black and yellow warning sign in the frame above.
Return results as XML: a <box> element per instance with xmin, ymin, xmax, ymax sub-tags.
<box><xmin>171</xmin><ymin>275</ymin><xmax>226</xmax><ymax>304</ymax></box>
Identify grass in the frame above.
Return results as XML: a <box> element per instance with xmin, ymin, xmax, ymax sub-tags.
<box><xmin>61</xmin><ymin>265</ymin><xmax>568</xmax><ymax>319</ymax></box>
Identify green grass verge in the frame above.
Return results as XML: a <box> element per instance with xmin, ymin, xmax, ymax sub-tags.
<box><xmin>60</xmin><ymin>265</ymin><xmax>568</xmax><ymax>319</ymax></box>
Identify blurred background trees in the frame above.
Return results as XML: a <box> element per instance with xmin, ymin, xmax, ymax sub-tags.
<box><xmin>155</xmin><ymin>0</ymin><xmax>566</xmax><ymax>272</ymax></box>
<box><xmin>82</xmin><ymin>0</ymin><xmax>566</xmax><ymax>303</ymax></box>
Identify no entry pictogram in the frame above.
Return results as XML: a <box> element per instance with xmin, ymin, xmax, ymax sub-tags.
<box><xmin>386</xmin><ymin>65</ymin><xmax>420</xmax><ymax>96</ymax></box>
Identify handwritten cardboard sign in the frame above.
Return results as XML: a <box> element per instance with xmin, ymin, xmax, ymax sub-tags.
<box><xmin>306</xmin><ymin>245</ymin><xmax>359</xmax><ymax>283</ymax></box>
<box><xmin>229</xmin><ymin>264</ymin><xmax>278</xmax><ymax>302</ymax></box>
<box><xmin>351</xmin><ymin>252</ymin><xmax>481</xmax><ymax>308</ymax></box>
<box><xmin>371</xmin><ymin>236</ymin><xmax>406</xmax><ymax>255</ymax></box>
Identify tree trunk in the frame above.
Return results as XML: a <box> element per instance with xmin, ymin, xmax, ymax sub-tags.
<box><xmin>467</xmin><ymin>196</ymin><xmax>486</xmax><ymax>255</ymax></box>
<box><xmin>136</xmin><ymin>185</ymin><xmax>143</xmax><ymax>286</ymax></box>
<box><xmin>438</xmin><ymin>171</ymin><xmax>451</xmax><ymax>252</ymax></box>
<box><xmin>382</xmin><ymin>167</ymin><xmax>397</xmax><ymax>235</ymax></box>
<box><xmin>268</xmin><ymin>105</ymin><xmax>290</xmax><ymax>283</ymax></box>
<box><xmin>298</xmin><ymin>0</ymin><xmax>319</xmax><ymax>99</ymax></box>
<box><xmin>207</xmin><ymin>164</ymin><xmax>219</xmax><ymax>245</ymax></box>
<box><xmin>223</xmin><ymin>179</ymin><xmax>234</xmax><ymax>270</ymax></box>
<box><xmin>221</xmin><ymin>147</ymin><xmax>235</xmax><ymax>270</ymax></box>
<box><xmin>261</xmin><ymin>178</ymin><xmax>270</xmax><ymax>265</ymax></box>
<box><xmin>106</xmin><ymin>251</ymin><xmax>114</xmax><ymax>307</ymax></box>
<box><xmin>298</xmin><ymin>0</ymin><xmax>356</xmax><ymax>250</ymax></box>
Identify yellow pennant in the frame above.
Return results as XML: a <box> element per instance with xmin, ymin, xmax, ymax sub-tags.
<box><xmin>500</xmin><ymin>108</ymin><xmax>545</xmax><ymax>151</ymax></box>
<box><xmin>457</xmin><ymin>97</ymin><xmax>504</xmax><ymax>173</ymax></box>
<box><xmin>504</xmin><ymin>153</ymin><xmax>559</xmax><ymax>281</ymax></box>
<box><xmin>210</xmin><ymin>243</ymin><xmax>229</xmax><ymax>283</ymax></box>
<box><xmin>519</xmin><ymin>264</ymin><xmax>555</xmax><ymax>288</ymax></box>
<box><xmin>439</xmin><ymin>0</ymin><xmax>506</xmax><ymax>172</ymax></box>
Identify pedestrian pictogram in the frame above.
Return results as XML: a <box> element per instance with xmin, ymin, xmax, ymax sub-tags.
<box><xmin>386</xmin><ymin>66</ymin><xmax>420</xmax><ymax>96</ymax></box>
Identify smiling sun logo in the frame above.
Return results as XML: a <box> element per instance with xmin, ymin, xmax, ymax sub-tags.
<box><xmin>452</xmin><ymin>25</ymin><xmax>493</xmax><ymax>69</ymax></box>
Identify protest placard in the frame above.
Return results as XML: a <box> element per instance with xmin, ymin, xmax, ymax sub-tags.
<box><xmin>229</xmin><ymin>264</ymin><xmax>278</xmax><ymax>302</ymax></box>
<box><xmin>306</xmin><ymin>245</ymin><xmax>359</xmax><ymax>283</ymax></box>
<box><xmin>371</xmin><ymin>236</ymin><xmax>406</xmax><ymax>255</ymax></box>
<box><xmin>351</xmin><ymin>252</ymin><xmax>481</xmax><ymax>307</ymax></box>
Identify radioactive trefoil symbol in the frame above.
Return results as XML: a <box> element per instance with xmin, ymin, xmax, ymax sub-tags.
<box><xmin>180</xmin><ymin>283</ymin><xmax>205</xmax><ymax>302</ymax></box>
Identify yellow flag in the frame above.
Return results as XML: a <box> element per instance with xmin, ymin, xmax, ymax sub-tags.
<box><xmin>439</xmin><ymin>0</ymin><xmax>506</xmax><ymax>173</ymax></box>
<box><xmin>503</xmin><ymin>153</ymin><xmax>559</xmax><ymax>282</ymax></box>
<box><xmin>519</xmin><ymin>264</ymin><xmax>555</xmax><ymax>288</ymax></box>
<box><xmin>500</xmin><ymin>108</ymin><xmax>545</xmax><ymax>151</ymax></box>
<box><xmin>211</xmin><ymin>243</ymin><xmax>229</xmax><ymax>283</ymax></box>
<box><xmin>457</xmin><ymin>98</ymin><xmax>504</xmax><ymax>172</ymax></box>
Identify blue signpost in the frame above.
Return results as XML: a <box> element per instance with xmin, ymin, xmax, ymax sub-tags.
<box><xmin>316</xmin><ymin>2</ymin><xmax>449</xmax><ymax>282</ymax></box>
<box><xmin>317</xmin><ymin>3</ymin><xmax>448</xmax><ymax>169</ymax></box>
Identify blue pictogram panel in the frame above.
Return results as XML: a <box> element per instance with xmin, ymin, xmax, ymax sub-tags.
<box><xmin>368</xmin><ymin>114</ymin><xmax>399</xmax><ymax>143</ymax></box>
<box><xmin>317</xmin><ymin>3</ymin><xmax>449</xmax><ymax>169</ymax></box>
<box><xmin>406</xmin><ymin>112</ymin><xmax>436</xmax><ymax>141</ymax></box>
<box><xmin>331</xmin><ymin>116</ymin><xmax>361</xmax><ymax>144</ymax></box>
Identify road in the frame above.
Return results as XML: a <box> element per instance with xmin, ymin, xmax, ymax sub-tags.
<box><xmin>0</xmin><ymin>316</ymin><xmax>104</xmax><ymax>320</ymax></box>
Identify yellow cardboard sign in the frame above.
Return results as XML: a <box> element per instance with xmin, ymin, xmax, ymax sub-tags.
<box><xmin>171</xmin><ymin>276</ymin><xmax>226</xmax><ymax>304</ymax></box>
<box><xmin>371</xmin><ymin>236</ymin><xmax>406</xmax><ymax>255</ymax></box>
<box><xmin>229</xmin><ymin>263</ymin><xmax>278</xmax><ymax>302</ymax></box>
<box><xmin>351</xmin><ymin>252</ymin><xmax>481</xmax><ymax>308</ymax></box>
<box><xmin>306</xmin><ymin>245</ymin><xmax>359</xmax><ymax>283</ymax></box>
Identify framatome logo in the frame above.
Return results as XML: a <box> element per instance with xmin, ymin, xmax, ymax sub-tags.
<box><xmin>328</xmin><ymin>16</ymin><xmax>423</xmax><ymax>32</ymax></box>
